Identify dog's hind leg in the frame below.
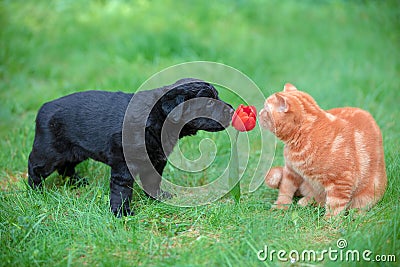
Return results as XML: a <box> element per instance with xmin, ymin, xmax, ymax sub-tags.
<box><xmin>57</xmin><ymin>161</ymin><xmax>88</xmax><ymax>187</ymax></box>
<box><xmin>109</xmin><ymin>164</ymin><xmax>135</xmax><ymax>217</ymax></box>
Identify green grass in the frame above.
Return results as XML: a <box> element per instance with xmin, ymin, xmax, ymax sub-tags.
<box><xmin>1</xmin><ymin>0</ymin><xmax>399</xmax><ymax>266</ymax></box>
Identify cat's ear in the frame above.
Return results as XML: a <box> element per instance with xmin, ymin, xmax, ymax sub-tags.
<box><xmin>275</xmin><ymin>94</ymin><xmax>289</xmax><ymax>112</ymax></box>
<box><xmin>283</xmin><ymin>83</ymin><xmax>297</xmax><ymax>92</ymax></box>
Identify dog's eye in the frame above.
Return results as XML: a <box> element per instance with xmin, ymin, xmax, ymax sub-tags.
<box><xmin>206</xmin><ymin>100</ymin><xmax>215</xmax><ymax>108</ymax></box>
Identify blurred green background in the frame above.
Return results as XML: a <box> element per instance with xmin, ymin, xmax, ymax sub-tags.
<box><xmin>1</xmin><ymin>0</ymin><xmax>399</xmax><ymax>266</ymax></box>
<box><xmin>2</xmin><ymin>0</ymin><xmax>398</xmax><ymax>134</ymax></box>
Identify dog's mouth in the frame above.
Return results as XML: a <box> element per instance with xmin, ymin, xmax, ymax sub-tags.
<box><xmin>226</xmin><ymin>107</ymin><xmax>235</xmax><ymax>127</ymax></box>
<box><xmin>188</xmin><ymin>102</ymin><xmax>234</xmax><ymax>131</ymax></box>
<box><xmin>207</xmin><ymin>121</ymin><xmax>230</xmax><ymax>132</ymax></box>
<box><xmin>185</xmin><ymin>114</ymin><xmax>231</xmax><ymax>132</ymax></box>
<box><xmin>216</xmin><ymin>107</ymin><xmax>235</xmax><ymax>130</ymax></box>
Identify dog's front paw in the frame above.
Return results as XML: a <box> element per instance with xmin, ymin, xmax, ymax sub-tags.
<box><xmin>145</xmin><ymin>189</ymin><xmax>174</xmax><ymax>200</ymax></box>
<box><xmin>158</xmin><ymin>190</ymin><xmax>174</xmax><ymax>200</ymax></box>
<box><xmin>112</xmin><ymin>207</ymin><xmax>135</xmax><ymax>218</ymax></box>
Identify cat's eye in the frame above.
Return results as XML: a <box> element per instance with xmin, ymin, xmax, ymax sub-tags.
<box><xmin>206</xmin><ymin>100</ymin><xmax>215</xmax><ymax>108</ymax></box>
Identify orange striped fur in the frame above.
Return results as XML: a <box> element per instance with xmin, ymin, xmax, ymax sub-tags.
<box><xmin>260</xmin><ymin>83</ymin><xmax>387</xmax><ymax>217</ymax></box>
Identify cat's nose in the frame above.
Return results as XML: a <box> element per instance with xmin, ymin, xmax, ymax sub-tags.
<box><xmin>261</xmin><ymin>103</ymin><xmax>270</xmax><ymax>114</ymax></box>
<box><xmin>259</xmin><ymin>108</ymin><xmax>267</xmax><ymax>116</ymax></box>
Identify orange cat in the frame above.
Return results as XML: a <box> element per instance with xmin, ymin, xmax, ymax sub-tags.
<box><xmin>260</xmin><ymin>83</ymin><xmax>387</xmax><ymax>217</ymax></box>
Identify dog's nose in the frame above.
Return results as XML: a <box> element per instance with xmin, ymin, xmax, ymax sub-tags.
<box><xmin>224</xmin><ymin>106</ymin><xmax>234</xmax><ymax>118</ymax></box>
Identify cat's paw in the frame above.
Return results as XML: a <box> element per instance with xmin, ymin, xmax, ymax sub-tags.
<box><xmin>297</xmin><ymin>196</ymin><xmax>311</xmax><ymax>207</ymax></box>
<box><xmin>271</xmin><ymin>200</ymin><xmax>291</xmax><ymax>210</ymax></box>
<box><xmin>265</xmin><ymin>167</ymin><xmax>283</xmax><ymax>189</ymax></box>
<box><xmin>325</xmin><ymin>207</ymin><xmax>349</xmax><ymax>219</ymax></box>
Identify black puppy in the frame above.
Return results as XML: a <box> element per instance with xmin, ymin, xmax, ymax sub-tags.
<box><xmin>28</xmin><ymin>78</ymin><xmax>234</xmax><ymax>216</ymax></box>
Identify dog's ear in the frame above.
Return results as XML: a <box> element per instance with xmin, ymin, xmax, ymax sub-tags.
<box><xmin>162</xmin><ymin>95</ymin><xmax>185</xmax><ymax>123</ymax></box>
<box><xmin>196</xmin><ymin>88</ymin><xmax>211</xmax><ymax>97</ymax></box>
<box><xmin>196</xmin><ymin>84</ymin><xmax>217</xmax><ymax>98</ymax></box>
